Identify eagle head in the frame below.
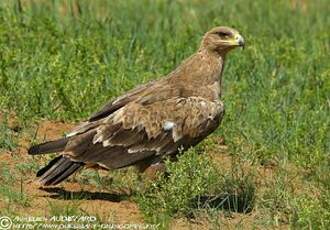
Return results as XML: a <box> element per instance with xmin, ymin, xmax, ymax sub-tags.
<box><xmin>201</xmin><ymin>26</ymin><xmax>245</xmax><ymax>55</ymax></box>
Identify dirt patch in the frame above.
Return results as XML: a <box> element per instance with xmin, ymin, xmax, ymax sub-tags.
<box><xmin>33</xmin><ymin>120</ymin><xmax>76</xmax><ymax>141</ymax></box>
<box><xmin>21</xmin><ymin>181</ymin><xmax>144</xmax><ymax>224</ymax></box>
<box><xmin>1</xmin><ymin>119</ymin><xmax>146</xmax><ymax>223</ymax></box>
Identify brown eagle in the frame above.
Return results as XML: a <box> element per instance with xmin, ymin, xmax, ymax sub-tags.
<box><xmin>28</xmin><ymin>26</ymin><xmax>244</xmax><ymax>186</ymax></box>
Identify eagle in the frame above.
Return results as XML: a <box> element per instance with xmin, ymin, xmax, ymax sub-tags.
<box><xmin>28</xmin><ymin>26</ymin><xmax>245</xmax><ymax>186</ymax></box>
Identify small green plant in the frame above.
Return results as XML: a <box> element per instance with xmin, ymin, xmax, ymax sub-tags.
<box><xmin>136</xmin><ymin>148</ymin><xmax>256</xmax><ymax>227</ymax></box>
<box><xmin>15</xmin><ymin>161</ymin><xmax>40</xmax><ymax>174</ymax></box>
<box><xmin>0</xmin><ymin>185</ymin><xmax>30</xmax><ymax>207</ymax></box>
<box><xmin>0</xmin><ymin>120</ymin><xmax>17</xmax><ymax>151</ymax></box>
<box><xmin>0</xmin><ymin>165</ymin><xmax>30</xmax><ymax>207</ymax></box>
<box><xmin>47</xmin><ymin>200</ymin><xmax>83</xmax><ymax>217</ymax></box>
<box><xmin>294</xmin><ymin>192</ymin><xmax>330</xmax><ymax>229</ymax></box>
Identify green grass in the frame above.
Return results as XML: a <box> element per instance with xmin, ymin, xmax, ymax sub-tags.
<box><xmin>0</xmin><ymin>164</ymin><xmax>30</xmax><ymax>208</ymax></box>
<box><xmin>0</xmin><ymin>115</ymin><xmax>17</xmax><ymax>151</ymax></box>
<box><xmin>0</xmin><ymin>0</ymin><xmax>329</xmax><ymax>229</ymax></box>
<box><xmin>136</xmin><ymin>148</ymin><xmax>256</xmax><ymax>228</ymax></box>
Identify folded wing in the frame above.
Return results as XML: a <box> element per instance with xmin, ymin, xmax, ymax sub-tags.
<box><xmin>63</xmin><ymin>96</ymin><xmax>224</xmax><ymax>169</ymax></box>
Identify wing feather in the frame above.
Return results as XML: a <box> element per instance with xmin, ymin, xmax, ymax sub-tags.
<box><xmin>88</xmin><ymin>80</ymin><xmax>159</xmax><ymax>122</ymax></box>
<box><xmin>62</xmin><ymin>96</ymin><xmax>223</xmax><ymax>170</ymax></box>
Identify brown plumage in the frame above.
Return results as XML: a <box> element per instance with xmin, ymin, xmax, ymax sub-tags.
<box><xmin>28</xmin><ymin>26</ymin><xmax>245</xmax><ymax>186</ymax></box>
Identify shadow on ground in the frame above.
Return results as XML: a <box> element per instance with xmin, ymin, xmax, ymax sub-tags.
<box><xmin>193</xmin><ymin>193</ymin><xmax>255</xmax><ymax>213</ymax></box>
<box><xmin>40</xmin><ymin>187</ymin><xmax>129</xmax><ymax>202</ymax></box>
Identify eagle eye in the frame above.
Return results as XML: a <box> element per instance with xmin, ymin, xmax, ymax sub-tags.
<box><xmin>217</xmin><ymin>31</ymin><xmax>230</xmax><ymax>38</ymax></box>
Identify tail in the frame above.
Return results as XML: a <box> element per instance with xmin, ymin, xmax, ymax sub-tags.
<box><xmin>37</xmin><ymin>155</ymin><xmax>84</xmax><ymax>186</ymax></box>
<box><xmin>28</xmin><ymin>138</ymin><xmax>69</xmax><ymax>155</ymax></box>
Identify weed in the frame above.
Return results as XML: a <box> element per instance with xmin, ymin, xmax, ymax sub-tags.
<box><xmin>0</xmin><ymin>118</ymin><xmax>17</xmax><ymax>151</ymax></box>
<box><xmin>136</xmin><ymin>148</ymin><xmax>256</xmax><ymax>227</ymax></box>
<box><xmin>0</xmin><ymin>165</ymin><xmax>30</xmax><ymax>207</ymax></box>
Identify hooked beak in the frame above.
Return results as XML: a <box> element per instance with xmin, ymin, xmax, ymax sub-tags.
<box><xmin>235</xmin><ymin>34</ymin><xmax>245</xmax><ymax>49</ymax></box>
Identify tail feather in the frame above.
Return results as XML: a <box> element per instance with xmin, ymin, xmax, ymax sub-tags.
<box><xmin>39</xmin><ymin>157</ymin><xmax>72</xmax><ymax>181</ymax></box>
<box><xmin>51</xmin><ymin>164</ymin><xmax>83</xmax><ymax>185</ymax></box>
<box><xmin>36</xmin><ymin>155</ymin><xmax>63</xmax><ymax>177</ymax></box>
<box><xmin>37</xmin><ymin>155</ymin><xmax>84</xmax><ymax>186</ymax></box>
<box><xmin>28</xmin><ymin>138</ymin><xmax>68</xmax><ymax>155</ymax></box>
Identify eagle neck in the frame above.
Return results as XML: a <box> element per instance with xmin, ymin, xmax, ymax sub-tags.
<box><xmin>168</xmin><ymin>49</ymin><xmax>226</xmax><ymax>100</ymax></box>
<box><xmin>193</xmin><ymin>49</ymin><xmax>225</xmax><ymax>98</ymax></box>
